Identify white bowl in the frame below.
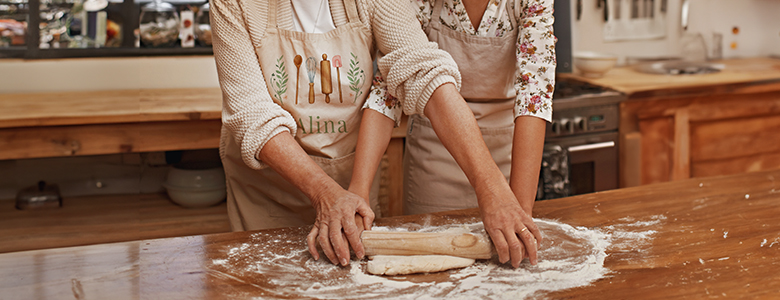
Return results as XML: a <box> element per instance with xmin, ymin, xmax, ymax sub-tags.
<box><xmin>573</xmin><ymin>52</ymin><xmax>618</xmax><ymax>78</ymax></box>
<box><xmin>163</xmin><ymin>183</ymin><xmax>226</xmax><ymax>208</ymax></box>
<box><xmin>166</xmin><ymin>162</ymin><xmax>225</xmax><ymax>189</ymax></box>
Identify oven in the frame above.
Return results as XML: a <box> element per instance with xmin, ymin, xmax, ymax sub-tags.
<box><xmin>537</xmin><ymin>80</ymin><xmax>625</xmax><ymax>200</ymax></box>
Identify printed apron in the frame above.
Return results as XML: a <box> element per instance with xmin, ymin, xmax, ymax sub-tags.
<box><xmin>222</xmin><ymin>0</ymin><xmax>379</xmax><ymax>231</ymax></box>
<box><xmin>403</xmin><ymin>0</ymin><xmax>518</xmax><ymax>214</ymax></box>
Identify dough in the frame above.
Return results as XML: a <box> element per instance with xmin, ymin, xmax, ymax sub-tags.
<box><xmin>366</xmin><ymin>255</ymin><xmax>475</xmax><ymax>276</ymax></box>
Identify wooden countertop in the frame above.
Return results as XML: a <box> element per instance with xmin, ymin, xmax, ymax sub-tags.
<box><xmin>2</xmin><ymin>169</ymin><xmax>779</xmax><ymax>299</ymax></box>
<box><xmin>562</xmin><ymin>57</ymin><xmax>780</xmax><ymax>98</ymax></box>
<box><xmin>0</xmin><ymin>88</ymin><xmax>223</xmax><ymax>129</ymax></box>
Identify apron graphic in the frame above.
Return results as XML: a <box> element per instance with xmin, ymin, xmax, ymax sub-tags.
<box><xmin>273</xmin><ymin>52</ymin><xmax>364</xmax><ymax>106</ymax></box>
<box><xmin>270</xmin><ymin>55</ymin><xmax>289</xmax><ymax>105</ymax></box>
<box><xmin>347</xmin><ymin>52</ymin><xmax>365</xmax><ymax>103</ymax></box>
<box><xmin>333</xmin><ymin>55</ymin><xmax>343</xmax><ymax>103</ymax></box>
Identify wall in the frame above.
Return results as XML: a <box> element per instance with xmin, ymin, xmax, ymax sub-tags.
<box><xmin>573</xmin><ymin>0</ymin><xmax>780</xmax><ymax>65</ymax></box>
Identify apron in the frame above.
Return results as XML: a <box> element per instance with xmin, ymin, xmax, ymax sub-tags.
<box><xmin>223</xmin><ymin>0</ymin><xmax>380</xmax><ymax>231</ymax></box>
<box><xmin>403</xmin><ymin>0</ymin><xmax>518</xmax><ymax>215</ymax></box>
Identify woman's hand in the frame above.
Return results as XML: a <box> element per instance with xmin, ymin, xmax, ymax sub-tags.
<box><xmin>477</xmin><ymin>185</ymin><xmax>542</xmax><ymax>268</ymax></box>
<box><xmin>307</xmin><ymin>188</ymin><xmax>375</xmax><ymax>266</ymax></box>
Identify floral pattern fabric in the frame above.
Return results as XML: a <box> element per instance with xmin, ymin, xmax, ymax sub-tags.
<box><xmin>409</xmin><ymin>0</ymin><xmax>555</xmax><ymax>122</ymax></box>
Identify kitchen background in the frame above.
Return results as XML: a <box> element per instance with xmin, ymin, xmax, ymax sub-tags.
<box><xmin>1</xmin><ymin>0</ymin><xmax>780</xmax><ymax>200</ymax></box>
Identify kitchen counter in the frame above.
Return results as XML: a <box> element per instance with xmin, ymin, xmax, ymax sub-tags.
<box><xmin>0</xmin><ymin>87</ymin><xmax>409</xmax><ymax>216</ymax></box>
<box><xmin>559</xmin><ymin>57</ymin><xmax>780</xmax><ymax>188</ymax></box>
<box><xmin>1</xmin><ymin>169</ymin><xmax>779</xmax><ymax>299</ymax></box>
<box><xmin>561</xmin><ymin>57</ymin><xmax>780</xmax><ymax>98</ymax></box>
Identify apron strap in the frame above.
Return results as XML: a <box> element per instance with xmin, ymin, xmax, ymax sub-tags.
<box><xmin>503</xmin><ymin>0</ymin><xmax>517</xmax><ymax>30</ymax></box>
<box><xmin>431</xmin><ymin>0</ymin><xmax>444</xmax><ymax>26</ymax></box>
<box><xmin>343</xmin><ymin>0</ymin><xmax>360</xmax><ymax>24</ymax></box>
<box><xmin>267</xmin><ymin>0</ymin><xmax>278</xmax><ymax>30</ymax></box>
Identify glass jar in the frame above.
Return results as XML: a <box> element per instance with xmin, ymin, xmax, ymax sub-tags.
<box><xmin>193</xmin><ymin>2</ymin><xmax>210</xmax><ymax>46</ymax></box>
<box><xmin>0</xmin><ymin>0</ymin><xmax>28</xmax><ymax>47</ymax></box>
<box><xmin>139</xmin><ymin>0</ymin><xmax>179</xmax><ymax>48</ymax></box>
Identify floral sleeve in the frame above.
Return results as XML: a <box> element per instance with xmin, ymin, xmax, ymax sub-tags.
<box><xmin>363</xmin><ymin>61</ymin><xmax>402</xmax><ymax>127</ymax></box>
<box><xmin>513</xmin><ymin>0</ymin><xmax>555</xmax><ymax>122</ymax></box>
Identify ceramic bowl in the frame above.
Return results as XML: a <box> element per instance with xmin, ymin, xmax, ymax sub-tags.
<box><xmin>164</xmin><ymin>162</ymin><xmax>226</xmax><ymax>208</ymax></box>
<box><xmin>573</xmin><ymin>52</ymin><xmax>618</xmax><ymax>78</ymax></box>
<box><xmin>162</xmin><ymin>183</ymin><xmax>226</xmax><ymax>208</ymax></box>
<box><xmin>165</xmin><ymin>162</ymin><xmax>225</xmax><ymax>189</ymax></box>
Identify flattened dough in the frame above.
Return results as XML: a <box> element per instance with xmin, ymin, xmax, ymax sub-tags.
<box><xmin>367</xmin><ymin>255</ymin><xmax>475</xmax><ymax>276</ymax></box>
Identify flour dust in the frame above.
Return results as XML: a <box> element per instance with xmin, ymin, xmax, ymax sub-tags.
<box><xmin>209</xmin><ymin>217</ymin><xmax>663</xmax><ymax>299</ymax></box>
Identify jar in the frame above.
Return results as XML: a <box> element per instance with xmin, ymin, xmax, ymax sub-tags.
<box><xmin>194</xmin><ymin>2</ymin><xmax>210</xmax><ymax>46</ymax></box>
<box><xmin>139</xmin><ymin>0</ymin><xmax>179</xmax><ymax>47</ymax></box>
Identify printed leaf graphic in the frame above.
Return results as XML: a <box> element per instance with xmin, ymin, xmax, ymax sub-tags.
<box><xmin>347</xmin><ymin>52</ymin><xmax>365</xmax><ymax>103</ymax></box>
<box><xmin>270</xmin><ymin>55</ymin><xmax>289</xmax><ymax>105</ymax></box>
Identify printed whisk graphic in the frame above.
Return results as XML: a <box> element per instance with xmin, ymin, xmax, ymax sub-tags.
<box><xmin>306</xmin><ymin>57</ymin><xmax>317</xmax><ymax>104</ymax></box>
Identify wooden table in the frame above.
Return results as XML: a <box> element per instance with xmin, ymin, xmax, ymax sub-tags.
<box><xmin>0</xmin><ymin>88</ymin><xmax>408</xmax><ymax>216</ymax></box>
<box><xmin>2</xmin><ymin>169</ymin><xmax>779</xmax><ymax>299</ymax></box>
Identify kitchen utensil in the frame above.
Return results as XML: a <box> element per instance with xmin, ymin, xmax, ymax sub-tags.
<box><xmin>163</xmin><ymin>162</ymin><xmax>226</xmax><ymax>208</ymax></box>
<box><xmin>162</xmin><ymin>183</ymin><xmax>226</xmax><ymax>208</ymax></box>
<box><xmin>333</xmin><ymin>55</ymin><xmax>343</xmax><ymax>102</ymax></box>
<box><xmin>321</xmin><ymin>53</ymin><xmax>332</xmax><ymax>103</ymax></box>
<box><xmin>15</xmin><ymin>181</ymin><xmax>62</xmax><ymax>210</ymax></box>
<box><xmin>294</xmin><ymin>55</ymin><xmax>302</xmax><ymax>104</ymax></box>
<box><xmin>306</xmin><ymin>56</ymin><xmax>317</xmax><ymax>104</ymax></box>
<box><xmin>361</xmin><ymin>230</ymin><xmax>494</xmax><ymax>259</ymax></box>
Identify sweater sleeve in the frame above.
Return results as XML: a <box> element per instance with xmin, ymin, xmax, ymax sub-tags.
<box><xmin>513</xmin><ymin>0</ymin><xmax>555</xmax><ymax>122</ymax></box>
<box><xmin>211</xmin><ymin>0</ymin><xmax>297</xmax><ymax>170</ymax></box>
<box><xmin>360</xmin><ymin>0</ymin><xmax>461</xmax><ymax>116</ymax></box>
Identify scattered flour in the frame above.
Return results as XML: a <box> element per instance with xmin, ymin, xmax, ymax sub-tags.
<box><xmin>209</xmin><ymin>217</ymin><xmax>662</xmax><ymax>299</ymax></box>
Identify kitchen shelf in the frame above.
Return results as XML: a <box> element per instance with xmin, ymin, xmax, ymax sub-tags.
<box><xmin>0</xmin><ymin>0</ymin><xmax>212</xmax><ymax>59</ymax></box>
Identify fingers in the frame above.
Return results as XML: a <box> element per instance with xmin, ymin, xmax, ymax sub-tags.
<box><xmin>357</xmin><ymin>205</ymin><xmax>375</xmax><ymax>231</ymax></box>
<box><xmin>307</xmin><ymin>226</ymin><xmax>320</xmax><ymax>260</ymax></box>
<box><xmin>488</xmin><ymin>229</ymin><xmax>510</xmax><ymax>264</ymax></box>
<box><xmin>343</xmin><ymin>215</ymin><xmax>364</xmax><ymax>259</ymax></box>
<box><xmin>328</xmin><ymin>221</ymin><xmax>350</xmax><ymax>266</ymax></box>
<box><xmin>516</xmin><ymin>224</ymin><xmax>538</xmax><ymax>266</ymax></box>
<box><xmin>316</xmin><ymin>223</ymin><xmax>340</xmax><ymax>265</ymax></box>
<box><xmin>504</xmin><ymin>228</ymin><xmax>526</xmax><ymax>268</ymax></box>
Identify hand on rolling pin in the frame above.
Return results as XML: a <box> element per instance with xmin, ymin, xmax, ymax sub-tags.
<box><xmin>478</xmin><ymin>190</ymin><xmax>542</xmax><ymax>268</ymax></box>
<box><xmin>307</xmin><ymin>189</ymin><xmax>375</xmax><ymax>266</ymax></box>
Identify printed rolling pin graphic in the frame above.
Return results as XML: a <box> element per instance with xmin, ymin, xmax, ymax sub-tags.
<box><xmin>321</xmin><ymin>54</ymin><xmax>332</xmax><ymax>103</ymax></box>
<box><xmin>306</xmin><ymin>56</ymin><xmax>317</xmax><ymax>104</ymax></box>
<box><xmin>333</xmin><ymin>55</ymin><xmax>343</xmax><ymax>103</ymax></box>
<box><xmin>361</xmin><ymin>231</ymin><xmax>494</xmax><ymax>259</ymax></box>
<box><xmin>294</xmin><ymin>55</ymin><xmax>302</xmax><ymax>105</ymax></box>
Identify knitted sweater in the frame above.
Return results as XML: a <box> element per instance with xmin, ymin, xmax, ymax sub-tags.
<box><xmin>210</xmin><ymin>0</ymin><xmax>461</xmax><ymax>169</ymax></box>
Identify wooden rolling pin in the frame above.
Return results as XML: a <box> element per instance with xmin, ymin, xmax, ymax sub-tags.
<box><xmin>361</xmin><ymin>230</ymin><xmax>494</xmax><ymax>260</ymax></box>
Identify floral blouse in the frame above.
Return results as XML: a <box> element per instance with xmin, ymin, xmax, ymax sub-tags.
<box><xmin>408</xmin><ymin>0</ymin><xmax>555</xmax><ymax>122</ymax></box>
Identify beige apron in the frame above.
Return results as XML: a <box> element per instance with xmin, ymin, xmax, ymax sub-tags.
<box><xmin>223</xmin><ymin>0</ymin><xmax>380</xmax><ymax>231</ymax></box>
<box><xmin>403</xmin><ymin>0</ymin><xmax>518</xmax><ymax>214</ymax></box>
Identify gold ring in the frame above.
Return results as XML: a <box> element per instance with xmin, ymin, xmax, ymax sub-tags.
<box><xmin>519</xmin><ymin>227</ymin><xmax>528</xmax><ymax>233</ymax></box>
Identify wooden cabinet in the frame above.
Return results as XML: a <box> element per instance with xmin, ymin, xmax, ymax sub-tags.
<box><xmin>620</xmin><ymin>81</ymin><xmax>780</xmax><ymax>186</ymax></box>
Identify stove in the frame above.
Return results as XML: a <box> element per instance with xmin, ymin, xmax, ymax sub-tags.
<box><xmin>537</xmin><ymin>79</ymin><xmax>626</xmax><ymax>200</ymax></box>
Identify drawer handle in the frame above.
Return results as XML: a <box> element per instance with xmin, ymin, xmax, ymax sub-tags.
<box><xmin>568</xmin><ymin>141</ymin><xmax>615</xmax><ymax>153</ymax></box>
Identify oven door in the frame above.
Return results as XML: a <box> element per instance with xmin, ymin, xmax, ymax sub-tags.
<box><xmin>539</xmin><ymin>131</ymin><xmax>618</xmax><ymax>199</ymax></box>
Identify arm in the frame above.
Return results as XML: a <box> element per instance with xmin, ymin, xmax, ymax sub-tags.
<box><xmin>349</xmin><ymin>109</ymin><xmax>395</xmax><ymax>202</ymax></box>
<box><xmin>510</xmin><ymin>116</ymin><xmax>546</xmax><ymax>217</ymax></box>
<box><xmin>424</xmin><ymin>83</ymin><xmax>542</xmax><ymax>267</ymax></box>
<box><xmin>211</xmin><ymin>0</ymin><xmax>369</xmax><ymax>266</ymax></box>
<box><xmin>259</xmin><ymin>132</ymin><xmax>374</xmax><ymax>266</ymax></box>
<box><xmin>512</xmin><ymin>0</ymin><xmax>557</xmax><ymax>219</ymax></box>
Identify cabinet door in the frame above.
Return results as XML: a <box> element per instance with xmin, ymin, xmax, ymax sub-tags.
<box><xmin>627</xmin><ymin>89</ymin><xmax>780</xmax><ymax>185</ymax></box>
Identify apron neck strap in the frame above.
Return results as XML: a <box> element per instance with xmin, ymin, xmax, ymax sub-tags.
<box><xmin>267</xmin><ymin>0</ymin><xmax>278</xmax><ymax>30</ymax></box>
<box><xmin>503</xmin><ymin>0</ymin><xmax>516</xmax><ymax>29</ymax></box>
<box><xmin>431</xmin><ymin>0</ymin><xmax>444</xmax><ymax>23</ymax></box>
<box><xmin>344</xmin><ymin>0</ymin><xmax>360</xmax><ymax>23</ymax></box>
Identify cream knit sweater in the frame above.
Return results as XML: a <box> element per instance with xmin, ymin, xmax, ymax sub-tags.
<box><xmin>211</xmin><ymin>0</ymin><xmax>461</xmax><ymax>169</ymax></box>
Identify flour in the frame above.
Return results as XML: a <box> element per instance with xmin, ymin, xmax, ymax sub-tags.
<box><xmin>209</xmin><ymin>217</ymin><xmax>662</xmax><ymax>299</ymax></box>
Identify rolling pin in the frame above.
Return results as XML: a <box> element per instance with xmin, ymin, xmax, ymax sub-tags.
<box><xmin>361</xmin><ymin>230</ymin><xmax>494</xmax><ymax>260</ymax></box>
